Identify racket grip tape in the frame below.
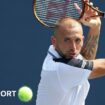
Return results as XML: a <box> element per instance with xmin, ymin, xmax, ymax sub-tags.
<box><xmin>103</xmin><ymin>13</ymin><xmax>105</xmax><ymax>18</ymax></box>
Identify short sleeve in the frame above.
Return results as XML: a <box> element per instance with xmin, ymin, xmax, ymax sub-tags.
<box><xmin>57</xmin><ymin>62</ymin><xmax>91</xmax><ymax>91</ymax></box>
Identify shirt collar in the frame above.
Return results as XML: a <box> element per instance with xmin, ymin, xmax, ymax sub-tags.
<box><xmin>48</xmin><ymin>45</ymin><xmax>61</xmax><ymax>59</ymax></box>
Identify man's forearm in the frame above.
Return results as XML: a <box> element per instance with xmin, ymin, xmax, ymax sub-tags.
<box><xmin>89</xmin><ymin>59</ymin><xmax>105</xmax><ymax>79</ymax></box>
<box><xmin>81</xmin><ymin>25</ymin><xmax>101</xmax><ymax>60</ymax></box>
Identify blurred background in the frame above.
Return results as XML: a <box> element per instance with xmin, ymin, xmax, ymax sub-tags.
<box><xmin>0</xmin><ymin>0</ymin><xmax>105</xmax><ymax>105</ymax></box>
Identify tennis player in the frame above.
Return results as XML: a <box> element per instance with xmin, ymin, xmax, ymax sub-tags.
<box><xmin>36</xmin><ymin>2</ymin><xmax>104</xmax><ymax>105</ymax></box>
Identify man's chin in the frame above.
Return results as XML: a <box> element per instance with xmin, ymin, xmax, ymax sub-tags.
<box><xmin>64</xmin><ymin>56</ymin><xmax>75</xmax><ymax>59</ymax></box>
<box><xmin>65</xmin><ymin>54</ymin><xmax>78</xmax><ymax>59</ymax></box>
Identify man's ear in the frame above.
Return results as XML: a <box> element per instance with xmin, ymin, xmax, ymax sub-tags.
<box><xmin>51</xmin><ymin>36</ymin><xmax>56</xmax><ymax>46</ymax></box>
<box><xmin>82</xmin><ymin>35</ymin><xmax>85</xmax><ymax>42</ymax></box>
<box><xmin>82</xmin><ymin>35</ymin><xmax>85</xmax><ymax>46</ymax></box>
<box><xmin>82</xmin><ymin>35</ymin><xmax>84</xmax><ymax>39</ymax></box>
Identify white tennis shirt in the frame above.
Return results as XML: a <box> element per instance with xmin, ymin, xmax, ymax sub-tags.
<box><xmin>36</xmin><ymin>45</ymin><xmax>91</xmax><ymax>105</ymax></box>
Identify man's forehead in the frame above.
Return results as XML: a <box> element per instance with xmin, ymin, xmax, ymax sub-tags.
<box><xmin>58</xmin><ymin>25</ymin><xmax>83</xmax><ymax>35</ymax></box>
<box><xmin>54</xmin><ymin>18</ymin><xmax>83</xmax><ymax>37</ymax></box>
<box><xmin>58</xmin><ymin>21</ymin><xmax>82</xmax><ymax>32</ymax></box>
<box><xmin>64</xmin><ymin>34</ymin><xmax>84</xmax><ymax>39</ymax></box>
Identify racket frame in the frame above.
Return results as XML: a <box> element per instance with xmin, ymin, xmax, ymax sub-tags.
<box><xmin>33</xmin><ymin>0</ymin><xmax>105</xmax><ymax>28</ymax></box>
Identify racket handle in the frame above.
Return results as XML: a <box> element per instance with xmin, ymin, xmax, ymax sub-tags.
<box><xmin>85</xmin><ymin>2</ymin><xmax>105</xmax><ymax>18</ymax></box>
<box><xmin>100</xmin><ymin>12</ymin><xmax>105</xmax><ymax>18</ymax></box>
<box><xmin>103</xmin><ymin>13</ymin><xmax>105</xmax><ymax>18</ymax></box>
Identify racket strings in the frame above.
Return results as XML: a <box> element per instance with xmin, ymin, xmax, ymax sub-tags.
<box><xmin>35</xmin><ymin>0</ymin><xmax>83</xmax><ymax>26</ymax></box>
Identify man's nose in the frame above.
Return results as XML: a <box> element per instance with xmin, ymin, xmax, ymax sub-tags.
<box><xmin>70</xmin><ymin>41</ymin><xmax>76</xmax><ymax>51</ymax></box>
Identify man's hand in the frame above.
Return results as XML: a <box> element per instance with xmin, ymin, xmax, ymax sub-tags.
<box><xmin>74</xmin><ymin>0</ymin><xmax>101</xmax><ymax>28</ymax></box>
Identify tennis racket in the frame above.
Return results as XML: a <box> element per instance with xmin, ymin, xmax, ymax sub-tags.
<box><xmin>33</xmin><ymin>0</ymin><xmax>105</xmax><ymax>28</ymax></box>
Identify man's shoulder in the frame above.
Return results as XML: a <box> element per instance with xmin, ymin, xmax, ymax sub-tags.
<box><xmin>42</xmin><ymin>54</ymin><xmax>59</xmax><ymax>71</ymax></box>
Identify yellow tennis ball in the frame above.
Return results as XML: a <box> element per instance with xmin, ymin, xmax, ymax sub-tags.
<box><xmin>18</xmin><ymin>86</ymin><xmax>33</xmax><ymax>102</ymax></box>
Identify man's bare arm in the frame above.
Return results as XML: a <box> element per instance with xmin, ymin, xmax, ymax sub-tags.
<box><xmin>79</xmin><ymin>3</ymin><xmax>101</xmax><ymax>60</ymax></box>
<box><xmin>81</xmin><ymin>25</ymin><xmax>101</xmax><ymax>60</ymax></box>
<box><xmin>89</xmin><ymin>59</ymin><xmax>105</xmax><ymax>79</ymax></box>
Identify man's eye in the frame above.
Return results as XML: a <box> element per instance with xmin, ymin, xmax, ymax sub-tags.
<box><xmin>75</xmin><ymin>38</ymin><xmax>81</xmax><ymax>43</ymax></box>
<box><xmin>64</xmin><ymin>38</ymin><xmax>70</xmax><ymax>42</ymax></box>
